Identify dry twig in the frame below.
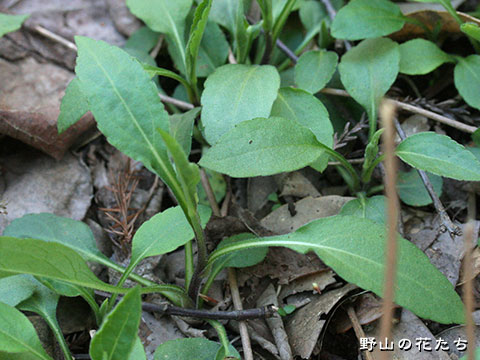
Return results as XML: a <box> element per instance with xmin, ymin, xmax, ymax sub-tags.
<box><xmin>379</xmin><ymin>100</ymin><xmax>399</xmax><ymax>360</ymax></box>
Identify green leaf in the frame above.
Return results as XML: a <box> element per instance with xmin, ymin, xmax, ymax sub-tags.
<box><xmin>0</xmin><ymin>237</ymin><xmax>127</xmax><ymax>294</ymax></box>
<box><xmin>208</xmin><ymin>215</ymin><xmax>464</xmax><ymax>324</ymax></box>
<box><xmin>339</xmin><ymin>37</ymin><xmax>400</xmax><ymax>138</ymax></box>
<box><xmin>185</xmin><ymin>0</ymin><xmax>212</xmax><ymax>85</ymax></box>
<box><xmin>200</xmin><ymin>64</ymin><xmax>280</xmax><ymax>144</ymax></box>
<box><xmin>15</xmin><ymin>276</ymin><xmax>73</xmax><ymax>360</ymax></box>
<box><xmin>472</xmin><ymin>129</ymin><xmax>480</xmax><ymax>147</ymax></box>
<box><xmin>397</xmin><ymin>170</ymin><xmax>443</xmax><ymax>207</ymax></box>
<box><xmin>4</xmin><ymin>213</ymin><xmax>108</xmax><ymax>263</ymax></box>
<box><xmin>217</xmin><ymin>233</ymin><xmax>268</xmax><ymax>268</ymax></box>
<box><xmin>169</xmin><ymin>107</ymin><xmax>200</xmax><ymax>156</ymax></box>
<box><xmin>399</xmin><ymin>39</ymin><xmax>453</xmax><ymax>75</ymax></box>
<box><xmin>90</xmin><ymin>287</ymin><xmax>142</xmax><ymax>360</ymax></box>
<box><xmin>128</xmin><ymin>337</ymin><xmax>147</xmax><ymax>360</ymax></box>
<box><xmin>131</xmin><ymin>206</ymin><xmax>205</xmax><ymax>269</ymax></box>
<box><xmin>331</xmin><ymin>0</ymin><xmax>405</xmax><ymax>40</ymax></box>
<box><xmin>454</xmin><ymin>55</ymin><xmax>480</xmax><ymax>111</ymax></box>
<box><xmin>0</xmin><ymin>275</ymin><xmax>35</xmax><ymax>307</ymax></box>
<box><xmin>124</xmin><ymin>26</ymin><xmax>159</xmax><ymax>53</ymax></box>
<box><xmin>39</xmin><ymin>278</ymin><xmax>100</xmax><ymax>324</ymax></box>
<box><xmin>199</xmin><ymin>117</ymin><xmax>325</xmax><ymax>177</ymax></box>
<box><xmin>0</xmin><ymin>302</ymin><xmax>52</xmax><ymax>360</ymax></box>
<box><xmin>154</xmin><ymin>338</ymin><xmax>239</xmax><ymax>360</ymax></box>
<box><xmin>0</xmin><ymin>13</ymin><xmax>29</xmax><ymax>38</ymax></box>
<box><xmin>270</xmin><ymin>87</ymin><xmax>333</xmax><ymax>148</ymax></box>
<box><xmin>299</xmin><ymin>0</ymin><xmax>328</xmax><ymax>30</ymax></box>
<box><xmin>57</xmin><ymin>78</ymin><xmax>89</xmax><ymax>133</ymax></box>
<box><xmin>196</xmin><ymin>21</ymin><xmax>229</xmax><ymax>77</ymax></box>
<box><xmin>74</xmin><ymin>37</ymin><xmax>181</xmax><ymax>199</ymax></box>
<box><xmin>461</xmin><ymin>22</ymin><xmax>480</xmax><ymax>41</ymax></box>
<box><xmin>340</xmin><ymin>195</ymin><xmax>386</xmax><ymax>225</ymax></box>
<box><xmin>295</xmin><ymin>50</ymin><xmax>338</xmax><ymax>94</ymax></box>
<box><xmin>126</xmin><ymin>0</ymin><xmax>193</xmax><ymax>73</ymax></box>
<box><xmin>396</xmin><ymin>132</ymin><xmax>480</xmax><ymax>181</ymax></box>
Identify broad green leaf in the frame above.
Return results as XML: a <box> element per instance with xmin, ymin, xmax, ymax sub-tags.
<box><xmin>397</xmin><ymin>170</ymin><xmax>443</xmax><ymax>207</ymax></box>
<box><xmin>4</xmin><ymin>213</ymin><xmax>107</xmax><ymax>263</ymax></box>
<box><xmin>38</xmin><ymin>278</ymin><xmax>100</xmax><ymax>323</ymax></box>
<box><xmin>467</xmin><ymin>146</ymin><xmax>480</xmax><ymax>162</ymax></box>
<box><xmin>454</xmin><ymin>55</ymin><xmax>480</xmax><ymax>111</ymax></box>
<box><xmin>217</xmin><ymin>234</ymin><xmax>268</xmax><ymax>268</ymax></box>
<box><xmin>74</xmin><ymin>37</ymin><xmax>180</xmax><ymax>196</ymax></box>
<box><xmin>270</xmin><ymin>87</ymin><xmax>333</xmax><ymax>148</ymax></box>
<box><xmin>197</xmin><ymin>21</ymin><xmax>229</xmax><ymax>77</ymax></box>
<box><xmin>15</xmin><ymin>276</ymin><xmax>72</xmax><ymax>360</ymax></box>
<box><xmin>1</xmin><ymin>276</ymin><xmax>60</xmax><ymax>324</ymax></box>
<box><xmin>199</xmin><ymin>117</ymin><xmax>325</xmax><ymax>177</ymax></box>
<box><xmin>185</xmin><ymin>0</ymin><xmax>212</xmax><ymax>84</ymax></box>
<box><xmin>130</xmin><ymin>205</ymin><xmax>211</xmax><ymax>269</ymax></box>
<box><xmin>90</xmin><ymin>287</ymin><xmax>141</xmax><ymax>360</ymax></box>
<box><xmin>0</xmin><ymin>13</ymin><xmax>29</xmax><ymax>38</ymax></box>
<box><xmin>399</xmin><ymin>39</ymin><xmax>453</xmax><ymax>75</ymax></box>
<box><xmin>396</xmin><ymin>132</ymin><xmax>480</xmax><ymax>181</ymax></box>
<box><xmin>57</xmin><ymin>78</ymin><xmax>89</xmax><ymax>133</ymax></box>
<box><xmin>0</xmin><ymin>275</ymin><xmax>35</xmax><ymax>307</ymax></box>
<box><xmin>339</xmin><ymin>38</ymin><xmax>400</xmax><ymax>137</ymax></box>
<box><xmin>124</xmin><ymin>26</ymin><xmax>159</xmax><ymax>53</ymax></box>
<box><xmin>0</xmin><ymin>302</ymin><xmax>52</xmax><ymax>360</ymax></box>
<box><xmin>331</xmin><ymin>0</ymin><xmax>405</xmax><ymax>40</ymax></box>
<box><xmin>295</xmin><ymin>50</ymin><xmax>338</xmax><ymax>94</ymax></box>
<box><xmin>126</xmin><ymin>0</ymin><xmax>193</xmax><ymax>73</ymax></box>
<box><xmin>461</xmin><ymin>22</ymin><xmax>480</xmax><ymax>41</ymax></box>
<box><xmin>154</xmin><ymin>338</ymin><xmax>239</xmax><ymax>360</ymax></box>
<box><xmin>0</xmin><ymin>237</ymin><xmax>127</xmax><ymax>294</ymax></box>
<box><xmin>128</xmin><ymin>337</ymin><xmax>147</xmax><ymax>360</ymax></box>
<box><xmin>169</xmin><ymin>107</ymin><xmax>201</xmax><ymax>156</ymax></box>
<box><xmin>200</xmin><ymin>64</ymin><xmax>280</xmax><ymax>144</ymax></box>
<box><xmin>340</xmin><ymin>196</ymin><xmax>386</xmax><ymax>225</ymax></box>
<box><xmin>208</xmin><ymin>215</ymin><xmax>465</xmax><ymax>324</ymax></box>
<box><xmin>299</xmin><ymin>0</ymin><xmax>328</xmax><ymax>30</ymax></box>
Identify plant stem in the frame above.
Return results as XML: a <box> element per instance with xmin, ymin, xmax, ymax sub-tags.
<box><xmin>208</xmin><ymin>320</ymin><xmax>233</xmax><ymax>356</ymax></box>
<box><xmin>322</xmin><ymin>146</ymin><xmax>361</xmax><ymax>191</ymax></box>
<box><xmin>187</xmin><ymin>215</ymin><xmax>208</xmax><ymax>301</ymax></box>
<box><xmin>44</xmin><ymin>315</ymin><xmax>73</xmax><ymax>360</ymax></box>
<box><xmin>184</xmin><ymin>241</ymin><xmax>194</xmax><ymax>291</ymax></box>
<box><xmin>394</xmin><ymin>119</ymin><xmax>460</xmax><ymax>237</ymax></box>
<box><xmin>378</xmin><ymin>100</ymin><xmax>399</xmax><ymax>359</ymax></box>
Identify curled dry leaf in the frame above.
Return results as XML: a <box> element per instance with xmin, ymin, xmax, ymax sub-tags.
<box><xmin>391</xmin><ymin>11</ymin><xmax>480</xmax><ymax>41</ymax></box>
<box><xmin>0</xmin><ymin>57</ymin><xmax>95</xmax><ymax>159</ymax></box>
